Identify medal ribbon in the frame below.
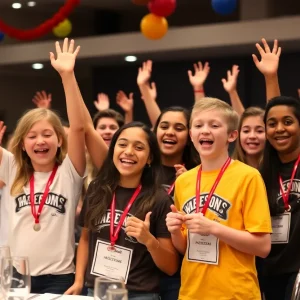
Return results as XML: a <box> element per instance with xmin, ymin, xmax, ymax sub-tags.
<box><xmin>30</xmin><ymin>165</ymin><xmax>58</xmax><ymax>226</ymax></box>
<box><xmin>196</xmin><ymin>157</ymin><xmax>231</xmax><ymax>215</ymax></box>
<box><xmin>279</xmin><ymin>154</ymin><xmax>300</xmax><ymax>211</ymax></box>
<box><xmin>110</xmin><ymin>185</ymin><xmax>142</xmax><ymax>247</ymax></box>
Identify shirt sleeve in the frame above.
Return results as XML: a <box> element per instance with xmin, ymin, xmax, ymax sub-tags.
<box><xmin>0</xmin><ymin>148</ymin><xmax>15</xmax><ymax>185</ymax></box>
<box><xmin>243</xmin><ymin>172</ymin><xmax>272</xmax><ymax>233</ymax></box>
<box><xmin>150</xmin><ymin>192</ymin><xmax>172</xmax><ymax>238</ymax></box>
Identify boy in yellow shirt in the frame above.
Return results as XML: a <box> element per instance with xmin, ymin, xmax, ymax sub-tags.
<box><xmin>166</xmin><ymin>98</ymin><xmax>272</xmax><ymax>300</ymax></box>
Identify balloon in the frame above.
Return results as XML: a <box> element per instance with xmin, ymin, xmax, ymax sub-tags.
<box><xmin>140</xmin><ymin>13</ymin><xmax>168</xmax><ymax>40</ymax></box>
<box><xmin>211</xmin><ymin>0</ymin><xmax>237</xmax><ymax>15</ymax></box>
<box><xmin>52</xmin><ymin>19</ymin><xmax>72</xmax><ymax>38</ymax></box>
<box><xmin>132</xmin><ymin>0</ymin><xmax>150</xmax><ymax>5</ymax></box>
<box><xmin>148</xmin><ymin>0</ymin><xmax>176</xmax><ymax>17</ymax></box>
<box><xmin>0</xmin><ymin>32</ymin><xmax>4</xmax><ymax>42</ymax></box>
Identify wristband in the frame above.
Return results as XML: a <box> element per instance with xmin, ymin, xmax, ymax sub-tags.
<box><xmin>194</xmin><ymin>89</ymin><xmax>204</xmax><ymax>93</ymax></box>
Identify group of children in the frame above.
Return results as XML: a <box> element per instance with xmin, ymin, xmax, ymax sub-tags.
<box><xmin>0</xmin><ymin>37</ymin><xmax>299</xmax><ymax>300</ymax></box>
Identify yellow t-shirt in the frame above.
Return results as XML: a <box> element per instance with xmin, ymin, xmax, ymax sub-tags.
<box><xmin>174</xmin><ymin>160</ymin><xmax>272</xmax><ymax>300</ymax></box>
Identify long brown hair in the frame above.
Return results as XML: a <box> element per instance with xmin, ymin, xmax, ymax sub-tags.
<box><xmin>232</xmin><ymin>107</ymin><xmax>265</xmax><ymax>166</ymax></box>
<box><xmin>10</xmin><ymin>108</ymin><xmax>67</xmax><ymax>195</ymax></box>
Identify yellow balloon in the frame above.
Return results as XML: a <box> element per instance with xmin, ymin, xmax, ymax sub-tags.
<box><xmin>53</xmin><ymin>19</ymin><xmax>72</xmax><ymax>38</ymax></box>
<box><xmin>140</xmin><ymin>13</ymin><xmax>168</xmax><ymax>40</ymax></box>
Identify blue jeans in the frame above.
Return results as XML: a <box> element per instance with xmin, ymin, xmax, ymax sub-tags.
<box><xmin>88</xmin><ymin>288</ymin><xmax>160</xmax><ymax>300</ymax></box>
<box><xmin>261</xmin><ymin>272</ymin><xmax>298</xmax><ymax>300</ymax></box>
<box><xmin>31</xmin><ymin>273</ymin><xmax>75</xmax><ymax>294</ymax></box>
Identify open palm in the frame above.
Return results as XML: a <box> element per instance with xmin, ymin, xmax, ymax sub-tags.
<box><xmin>137</xmin><ymin>60</ymin><xmax>152</xmax><ymax>85</ymax></box>
<box><xmin>50</xmin><ymin>38</ymin><xmax>80</xmax><ymax>74</ymax></box>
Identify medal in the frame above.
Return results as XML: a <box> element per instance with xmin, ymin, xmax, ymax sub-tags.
<box><xmin>33</xmin><ymin>223</ymin><xmax>41</xmax><ymax>231</ymax></box>
<box><xmin>30</xmin><ymin>165</ymin><xmax>58</xmax><ymax>232</ymax></box>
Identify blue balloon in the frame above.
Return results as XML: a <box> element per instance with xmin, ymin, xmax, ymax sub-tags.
<box><xmin>0</xmin><ymin>32</ymin><xmax>4</xmax><ymax>42</ymax></box>
<box><xmin>211</xmin><ymin>0</ymin><xmax>237</xmax><ymax>15</ymax></box>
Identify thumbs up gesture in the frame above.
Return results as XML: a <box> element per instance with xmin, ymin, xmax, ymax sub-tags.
<box><xmin>126</xmin><ymin>212</ymin><xmax>153</xmax><ymax>246</ymax></box>
<box><xmin>166</xmin><ymin>205</ymin><xmax>185</xmax><ymax>234</ymax></box>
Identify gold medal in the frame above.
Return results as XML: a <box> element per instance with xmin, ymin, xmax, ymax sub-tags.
<box><xmin>33</xmin><ymin>223</ymin><xmax>41</xmax><ymax>231</ymax></box>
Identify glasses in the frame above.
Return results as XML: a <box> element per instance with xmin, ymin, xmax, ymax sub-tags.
<box><xmin>94</xmin><ymin>277</ymin><xmax>125</xmax><ymax>300</ymax></box>
<box><xmin>106</xmin><ymin>288</ymin><xmax>128</xmax><ymax>300</ymax></box>
<box><xmin>1</xmin><ymin>256</ymin><xmax>31</xmax><ymax>300</ymax></box>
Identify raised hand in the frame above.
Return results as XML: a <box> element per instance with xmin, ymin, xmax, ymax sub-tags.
<box><xmin>252</xmin><ymin>38</ymin><xmax>281</xmax><ymax>77</ymax></box>
<box><xmin>137</xmin><ymin>60</ymin><xmax>152</xmax><ymax>86</ymax></box>
<box><xmin>32</xmin><ymin>90</ymin><xmax>52</xmax><ymax>109</ymax></box>
<box><xmin>221</xmin><ymin>65</ymin><xmax>240</xmax><ymax>93</ymax></box>
<box><xmin>141</xmin><ymin>82</ymin><xmax>157</xmax><ymax>102</ymax></box>
<box><xmin>116</xmin><ymin>90</ymin><xmax>134</xmax><ymax>112</ymax></box>
<box><xmin>50</xmin><ymin>38</ymin><xmax>80</xmax><ymax>75</ymax></box>
<box><xmin>125</xmin><ymin>212</ymin><xmax>153</xmax><ymax>245</ymax></box>
<box><xmin>94</xmin><ymin>93</ymin><xmax>110</xmax><ymax>111</ymax></box>
<box><xmin>188</xmin><ymin>61</ymin><xmax>210</xmax><ymax>89</ymax></box>
<box><xmin>166</xmin><ymin>205</ymin><xmax>185</xmax><ymax>234</ymax></box>
<box><xmin>0</xmin><ymin>121</ymin><xmax>6</xmax><ymax>146</ymax></box>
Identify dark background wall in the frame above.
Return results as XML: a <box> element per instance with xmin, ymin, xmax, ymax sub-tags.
<box><xmin>92</xmin><ymin>52</ymin><xmax>300</xmax><ymax>126</ymax></box>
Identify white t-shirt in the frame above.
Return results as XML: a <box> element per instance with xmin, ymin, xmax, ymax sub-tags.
<box><xmin>0</xmin><ymin>185</ymin><xmax>9</xmax><ymax>246</ymax></box>
<box><xmin>0</xmin><ymin>149</ymin><xmax>84</xmax><ymax>276</ymax></box>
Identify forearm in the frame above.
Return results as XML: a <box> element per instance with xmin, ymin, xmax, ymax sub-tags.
<box><xmin>228</xmin><ymin>90</ymin><xmax>245</xmax><ymax>116</ymax></box>
<box><xmin>61</xmin><ymin>73</ymin><xmax>84</xmax><ymax>132</ymax></box>
<box><xmin>211</xmin><ymin>222</ymin><xmax>271</xmax><ymax>258</ymax></box>
<box><xmin>193</xmin><ymin>85</ymin><xmax>205</xmax><ymax>103</ymax></box>
<box><xmin>74</xmin><ymin>231</ymin><xmax>89</xmax><ymax>286</ymax></box>
<box><xmin>146</xmin><ymin>236</ymin><xmax>179</xmax><ymax>276</ymax></box>
<box><xmin>171</xmin><ymin>231</ymin><xmax>187</xmax><ymax>255</ymax></box>
<box><xmin>265</xmin><ymin>74</ymin><xmax>280</xmax><ymax>102</ymax></box>
<box><xmin>124</xmin><ymin>110</ymin><xmax>133</xmax><ymax>124</ymax></box>
<box><xmin>138</xmin><ymin>84</ymin><xmax>161</xmax><ymax>127</ymax></box>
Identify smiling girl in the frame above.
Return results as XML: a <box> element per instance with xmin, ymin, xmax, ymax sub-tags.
<box><xmin>261</xmin><ymin>96</ymin><xmax>300</xmax><ymax>300</ymax></box>
<box><xmin>67</xmin><ymin>122</ymin><xmax>179</xmax><ymax>299</ymax></box>
<box><xmin>0</xmin><ymin>39</ymin><xmax>86</xmax><ymax>294</ymax></box>
<box><xmin>233</xmin><ymin>107</ymin><xmax>266</xmax><ymax>169</ymax></box>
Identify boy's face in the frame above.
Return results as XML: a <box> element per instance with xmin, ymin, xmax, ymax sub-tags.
<box><xmin>190</xmin><ymin>109</ymin><xmax>237</xmax><ymax>160</ymax></box>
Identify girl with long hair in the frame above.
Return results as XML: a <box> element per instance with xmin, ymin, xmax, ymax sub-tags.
<box><xmin>67</xmin><ymin>122</ymin><xmax>179</xmax><ymax>300</ymax></box>
<box><xmin>0</xmin><ymin>39</ymin><xmax>86</xmax><ymax>293</ymax></box>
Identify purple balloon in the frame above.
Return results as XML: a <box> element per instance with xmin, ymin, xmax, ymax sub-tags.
<box><xmin>211</xmin><ymin>0</ymin><xmax>237</xmax><ymax>15</ymax></box>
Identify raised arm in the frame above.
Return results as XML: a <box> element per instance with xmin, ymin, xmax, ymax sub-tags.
<box><xmin>137</xmin><ymin>60</ymin><xmax>161</xmax><ymax>127</ymax></box>
<box><xmin>252</xmin><ymin>38</ymin><xmax>281</xmax><ymax>102</ymax></box>
<box><xmin>187</xmin><ymin>61</ymin><xmax>210</xmax><ymax>103</ymax></box>
<box><xmin>221</xmin><ymin>65</ymin><xmax>245</xmax><ymax>116</ymax></box>
<box><xmin>116</xmin><ymin>90</ymin><xmax>134</xmax><ymax>124</ymax></box>
<box><xmin>50</xmin><ymin>38</ymin><xmax>85</xmax><ymax>176</ymax></box>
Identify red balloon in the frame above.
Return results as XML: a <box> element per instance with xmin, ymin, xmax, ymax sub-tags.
<box><xmin>148</xmin><ymin>0</ymin><xmax>176</xmax><ymax>17</ymax></box>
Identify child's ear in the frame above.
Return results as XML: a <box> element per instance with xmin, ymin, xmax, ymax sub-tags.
<box><xmin>58</xmin><ymin>136</ymin><xmax>62</xmax><ymax>148</ymax></box>
<box><xmin>228</xmin><ymin>130</ymin><xmax>238</xmax><ymax>143</ymax></box>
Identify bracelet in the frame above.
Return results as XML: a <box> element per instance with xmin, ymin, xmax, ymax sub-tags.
<box><xmin>194</xmin><ymin>89</ymin><xmax>204</xmax><ymax>93</ymax></box>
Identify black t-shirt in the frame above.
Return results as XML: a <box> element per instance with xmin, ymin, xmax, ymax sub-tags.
<box><xmin>79</xmin><ymin>186</ymin><xmax>172</xmax><ymax>292</ymax></box>
<box><xmin>263</xmin><ymin>160</ymin><xmax>300</xmax><ymax>275</ymax></box>
<box><xmin>161</xmin><ymin>165</ymin><xmax>176</xmax><ymax>198</ymax></box>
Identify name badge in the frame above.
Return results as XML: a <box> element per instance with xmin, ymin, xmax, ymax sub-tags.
<box><xmin>187</xmin><ymin>232</ymin><xmax>219</xmax><ymax>265</ymax></box>
<box><xmin>91</xmin><ymin>240</ymin><xmax>133</xmax><ymax>284</ymax></box>
<box><xmin>271</xmin><ymin>212</ymin><xmax>291</xmax><ymax>244</ymax></box>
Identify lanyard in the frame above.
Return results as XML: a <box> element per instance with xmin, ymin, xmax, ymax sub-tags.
<box><xmin>279</xmin><ymin>155</ymin><xmax>300</xmax><ymax>211</ymax></box>
<box><xmin>30</xmin><ymin>165</ymin><xmax>58</xmax><ymax>230</ymax></box>
<box><xmin>167</xmin><ymin>182</ymin><xmax>175</xmax><ymax>195</ymax></box>
<box><xmin>196</xmin><ymin>157</ymin><xmax>231</xmax><ymax>215</ymax></box>
<box><xmin>110</xmin><ymin>185</ymin><xmax>142</xmax><ymax>247</ymax></box>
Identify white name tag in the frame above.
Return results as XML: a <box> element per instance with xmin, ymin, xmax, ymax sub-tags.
<box><xmin>271</xmin><ymin>212</ymin><xmax>291</xmax><ymax>244</ymax></box>
<box><xmin>91</xmin><ymin>240</ymin><xmax>133</xmax><ymax>284</ymax></box>
<box><xmin>187</xmin><ymin>232</ymin><xmax>219</xmax><ymax>265</ymax></box>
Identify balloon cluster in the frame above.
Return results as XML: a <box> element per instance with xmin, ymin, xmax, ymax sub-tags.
<box><xmin>134</xmin><ymin>0</ymin><xmax>176</xmax><ymax>40</ymax></box>
<box><xmin>211</xmin><ymin>0</ymin><xmax>237</xmax><ymax>15</ymax></box>
<box><xmin>0</xmin><ymin>0</ymin><xmax>79</xmax><ymax>41</ymax></box>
